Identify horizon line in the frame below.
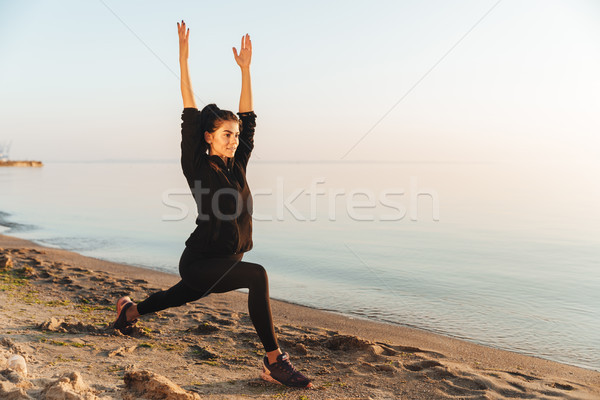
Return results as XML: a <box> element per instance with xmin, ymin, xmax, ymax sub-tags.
<box><xmin>39</xmin><ymin>158</ymin><xmax>502</xmax><ymax>165</ymax></box>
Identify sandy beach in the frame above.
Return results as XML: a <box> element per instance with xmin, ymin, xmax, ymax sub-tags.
<box><xmin>0</xmin><ymin>233</ymin><xmax>598</xmax><ymax>399</ymax></box>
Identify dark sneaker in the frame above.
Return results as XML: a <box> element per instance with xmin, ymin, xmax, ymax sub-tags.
<box><xmin>116</xmin><ymin>296</ymin><xmax>131</xmax><ymax>316</ymax></box>
<box><xmin>111</xmin><ymin>300</ymin><xmax>137</xmax><ymax>335</ymax></box>
<box><xmin>261</xmin><ymin>352</ymin><xmax>313</xmax><ymax>388</ymax></box>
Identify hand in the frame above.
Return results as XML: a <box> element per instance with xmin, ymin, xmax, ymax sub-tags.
<box><xmin>233</xmin><ymin>34</ymin><xmax>252</xmax><ymax>68</ymax></box>
<box><xmin>177</xmin><ymin>20</ymin><xmax>190</xmax><ymax>60</ymax></box>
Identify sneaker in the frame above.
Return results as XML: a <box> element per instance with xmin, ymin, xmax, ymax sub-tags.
<box><xmin>111</xmin><ymin>299</ymin><xmax>137</xmax><ymax>335</ymax></box>
<box><xmin>116</xmin><ymin>296</ymin><xmax>131</xmax><ymax>316</ymax></box>
<box><xmin>261</xmin><ymin>352</ymin><xmax>313</xmax><ymax>388</ymax></box>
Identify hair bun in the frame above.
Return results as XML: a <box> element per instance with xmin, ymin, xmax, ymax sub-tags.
<box><xmin>202</xmin><ymin>103</ymin><xmax>221</xmax><ymax>114</ymax></box>
<box><xmin>199</xmin><ymin>104</ymin><xmax>221</xmax><ymax>132</ymax></box>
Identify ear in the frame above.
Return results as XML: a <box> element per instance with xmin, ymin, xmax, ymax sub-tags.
<box><xmin>204</xmin><ymin>131</ymin><xmax>212</xmax><ymax>144</ymax></box>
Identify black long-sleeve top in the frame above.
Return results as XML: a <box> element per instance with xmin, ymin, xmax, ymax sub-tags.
<box><xmin>180</xmin><ymin>108</ymin><xmax>256</xmax><ymax>255</ymax></box>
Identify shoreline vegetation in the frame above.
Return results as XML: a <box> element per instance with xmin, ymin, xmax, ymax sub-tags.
<box><xmin>0</xmin><ymin>233</ymin><xmax>599</xmax><ymax>399</ymax></box>
<box><xmin>0</xmin><ymin>160</ymin><xmax>43</xmax><ymax>167</ymax></box>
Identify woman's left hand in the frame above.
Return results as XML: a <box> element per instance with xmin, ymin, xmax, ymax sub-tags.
<box><xmin>233</xmin><ymin>34</ymin><xmax>252</xmax><ymax>68</ymax></box>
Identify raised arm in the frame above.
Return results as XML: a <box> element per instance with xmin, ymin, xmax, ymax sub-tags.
<box><xmin>178</xmin><ymin>21</ymin><xmax>202</xmax><ymax>187</ymax></box>
<box><xmin>232</xmin><ymin>34</ymin><xmax>255</xmax><ymax>169</ymax></box>
<box><xmin>178</xmin><ymin>20</ymin><xmax>197</xmax><ymax>109</ymax></box>
<box><xmin>233</xmin><ymin>34</ymin><xmax>253</xmax><ymax>113</ymax></box>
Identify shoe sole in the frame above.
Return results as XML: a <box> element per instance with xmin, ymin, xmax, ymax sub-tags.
<box><xmin>113</xmin><ymin>296</ymin><xmax>132</xmax><ymax>326</ymax></box>
<box><xmin>112</xmin><ymin>301</ymin><xmax>136</xmax><ymax>334</ymax></box>
<box><xmin>260</xmin><ymin>367</ymin><xmax>281</xmax><ymax>385</ymax></box>
<box><xmin>116</xmin><ymin>296</ymin><xmax>131</xmax><ymax>316</ymax></box>
<box><xmin>260</xmin><ymin>365</ymin><xmax>313</xmax><ymax>389</ymax></box>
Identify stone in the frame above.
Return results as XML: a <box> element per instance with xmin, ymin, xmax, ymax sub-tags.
<box><xmin>41</xmin><ymin>372</ymin><xmax>98</xmax><ymax>400</ymax></box>
<box><xmin>7</xmin><ymin>355</ymin><xmax>28</xmax><ymax>376</ymax></box>
<box><xmin>39</xmin><ymin>318</ymin><xmax>64</xmax><ymax>332</ymax></box>
<box><xmin>368</xmin><ymin>344</ymin><xmax>385</xmax><ymax>356</ymax></box>
<box><xmin>123</xmin><ymin>370</ymin><xmax>200</xmax><ymax>400</ymax></box>
<box><xmin>0</xmin><ymin>254</ymin><xmax>13</xmax><ymax>270</ymax></box>
<box><xmin>294</xmin><ymin>343</ymin><xmax>308</xmax><ymax>355</ymax></box>
<box><xmin>0</xmin><ymin>381</ymin><xmax>31</xmax><ymax>400</ymax></box>
<box><xmin>1</xmin><ymin>369</ymin><xmax>28</xmax><ymax>384</ymax></box>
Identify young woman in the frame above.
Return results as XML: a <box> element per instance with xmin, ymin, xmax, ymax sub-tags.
<box><xmin>111</xmin><ymin>21</ymin><xmax>312</xmax><ymax>389</ymax></box>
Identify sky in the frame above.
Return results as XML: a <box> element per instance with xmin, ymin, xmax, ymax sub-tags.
<box><xmin>0</xmin><ymin>0</ymin><xmax>599</xmax><ymax>162</ymax></box>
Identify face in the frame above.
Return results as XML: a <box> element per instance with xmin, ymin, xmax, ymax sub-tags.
<box><xmin>205</xmin><ymin>120</ymin><xmax>240</xmax><ymax>159</ymax></box>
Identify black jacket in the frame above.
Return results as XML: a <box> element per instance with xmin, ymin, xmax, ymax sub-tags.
<box><xmin>180</xmin><ymin>108</ymin><xmax>256</xmax><ymax>255</ymax></box>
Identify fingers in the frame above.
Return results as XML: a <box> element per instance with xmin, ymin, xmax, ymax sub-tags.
<box><xmin>177</xmin><ymin>20</ymin><xmax>188</xmax><ymax>37</ymax></box>
<box><xmin>244</xmin><ymin>34</ymin><xmax>251</xmax><ymax>51</ymax></box>
<box><xmin>233</xmin><ymin>34</ymin><xmax>252</xmax><ymax>58</ymax></box>
<box><xmin>239</xmin><ymin>34</ymin><xmax>252</xmax><ymax>51</ymax></box>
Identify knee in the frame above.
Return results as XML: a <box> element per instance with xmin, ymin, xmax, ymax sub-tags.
<box><xmin>248</xmin><ymin>263</ymin><xmax>268</xmax><ymax>287</ymax></box>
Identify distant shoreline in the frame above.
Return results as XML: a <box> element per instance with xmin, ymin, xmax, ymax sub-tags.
<box><xmin>0</xmin><ymin>160</ymin><xmax>43</xmax><ymax>167</ymax></box>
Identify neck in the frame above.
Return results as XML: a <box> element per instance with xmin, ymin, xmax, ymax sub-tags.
<box><xmin>208</xmin><ymin>150</ymin><xmax>228</xmax><ymax>164</ymax></box>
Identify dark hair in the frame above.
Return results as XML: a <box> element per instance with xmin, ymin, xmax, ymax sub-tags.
<box><xmin>199</xmin><ymin>103</ymin><xmax>240</xmax><ymax>151</ymax></box>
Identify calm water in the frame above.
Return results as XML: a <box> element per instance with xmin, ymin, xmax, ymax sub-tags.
<box><xmin>1</xmin><ymin>160</ymin><xmax>599</xmax><ymax>370</ymax></box>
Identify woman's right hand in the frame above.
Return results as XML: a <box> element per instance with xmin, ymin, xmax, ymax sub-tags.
<box><xmin>177</xmin><ymin>20</ymin><xmax>190</xmax><ymax>60</ymax></box>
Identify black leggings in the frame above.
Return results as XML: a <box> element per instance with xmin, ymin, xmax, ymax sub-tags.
<box><xmin>136</xmin><ymin>247</ymin><xmax>278</xmax><ymax>352</ymax></box>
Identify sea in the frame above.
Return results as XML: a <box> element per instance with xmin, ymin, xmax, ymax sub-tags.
<box><xmin>1</xmin><ymin>160</ymin><xmax>598</xmax><ymax>371</ymax></box>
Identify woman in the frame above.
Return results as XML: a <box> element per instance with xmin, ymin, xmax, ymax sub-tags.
<box><xmin>111</xmin><ymin>21</ymin><xmax>312</xmax><ymax>389</ymax></box>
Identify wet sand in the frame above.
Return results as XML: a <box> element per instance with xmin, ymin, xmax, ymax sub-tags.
<box><xmin>1</xmin><ymin>233</ymin><xmax>598</xmax><ymax>399</ymax></box>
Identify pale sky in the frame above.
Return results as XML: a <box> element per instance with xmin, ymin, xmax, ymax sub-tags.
<box><xmin>1</xmin><ymin>0</ymin><xmax>599</xmax><ymax>162</ymax></box>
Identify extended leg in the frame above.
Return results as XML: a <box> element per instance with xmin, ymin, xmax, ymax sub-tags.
<box><xmin>136</xmin><ymin>280</ymin><xmax>204</xmax><ymax>315</ymax></box>
<box><xmin>179</xmin><ymin>254</ymin><xmax>278</xmax><ymax>352</ymax></box>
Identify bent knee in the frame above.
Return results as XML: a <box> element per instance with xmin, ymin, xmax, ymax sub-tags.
<box><xmin>247</xmin><ymin>262</ymin><xmax>268</xmax><ymax>285</ymax></box>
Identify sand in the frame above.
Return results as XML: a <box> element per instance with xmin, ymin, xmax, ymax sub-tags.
<box><xmin>0</xmin><ymin>233</ymin><xmax>598</xmax><ymax>399</ymax></box>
